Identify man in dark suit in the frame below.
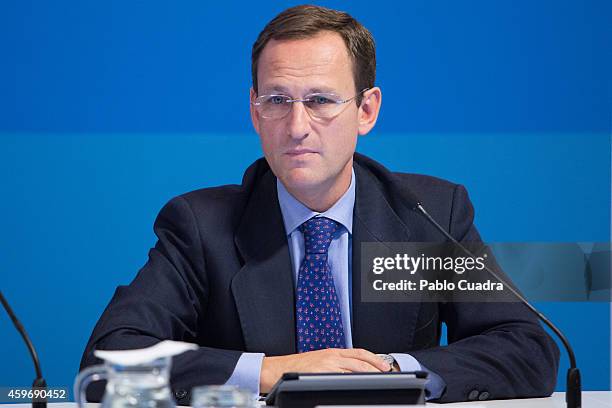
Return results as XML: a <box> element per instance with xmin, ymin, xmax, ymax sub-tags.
<box><xmin>80</xmin><ymin>5</ymin><xmax>559</xmax><ymax>403</ymax></box>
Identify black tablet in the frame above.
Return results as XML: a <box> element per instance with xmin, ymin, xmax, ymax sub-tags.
<box><xmin>265</xmin><ymin>371</ymin><xmax>428</xmax><ymax>407</ymax></box>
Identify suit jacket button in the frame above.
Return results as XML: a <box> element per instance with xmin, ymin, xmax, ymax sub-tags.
<box><xmin>478</xmin><ymin>391</ymin><xmax>490</xmax><ymax>401</ymax></box>
<box><xmin>174</xmin><ymin>389</ymin><xmax>187</xmax><ymax>400</ymax></box>
<box><xmin>468</xmin><ymin>390</ymin><xmax>479</xmax><ymax>400</ymax></box>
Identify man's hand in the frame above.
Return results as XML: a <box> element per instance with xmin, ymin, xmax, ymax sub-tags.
<box><xmin>259</xmin><ymin>348</ymin><xmax>391</xmax><ymax>393</ymax></box>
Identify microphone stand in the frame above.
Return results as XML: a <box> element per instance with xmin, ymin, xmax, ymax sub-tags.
<box><xmin>414</xmin><ymin>203</ymin><xmax>581</xmax><ymax>408</ymax></box>
<box><xmin>0</xmin><ymin>291</ymin><xmax>47</xmax><ymax>408</ymax></box>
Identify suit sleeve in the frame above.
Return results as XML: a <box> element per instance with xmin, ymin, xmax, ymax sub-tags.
<box><xmin>409</xmin><ymin>184</ymin><xmax>560</xmax><ymax>402</ymax></box>
<box><xmin>79</xmin><ymin>196</ymin><xmax>242</xmax><ymax>405</ymax></box>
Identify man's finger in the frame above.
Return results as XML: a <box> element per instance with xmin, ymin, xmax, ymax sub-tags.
<box><xmin>338</xmin><ymin>357</ymin><xmax>384</xmax><ymax>373</ymax></box>
<box><xmin>338</xmin><ymin>348</ymin><xmax>391</xmax><ymax>371</ymax></box>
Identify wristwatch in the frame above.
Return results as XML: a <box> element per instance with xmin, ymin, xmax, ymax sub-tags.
<box><xmin>377</xmin><ymin>354</ymin><xmax>399</xmax><ymax>372</ymax></box>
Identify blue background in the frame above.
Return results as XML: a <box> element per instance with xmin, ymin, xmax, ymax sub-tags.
<box><xmin>1</xmin><ymin>0</ymin><xmax>610</xmax><ymax>397</ymax></box>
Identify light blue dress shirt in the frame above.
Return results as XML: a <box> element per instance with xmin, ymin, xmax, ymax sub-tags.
<box><xmin>225</xmin><ymin>169</ymin><xmax>445</xmax><ymax>399</ymax></box>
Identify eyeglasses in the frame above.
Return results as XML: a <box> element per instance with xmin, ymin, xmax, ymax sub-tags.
<box><xmin>251</xmin><ymin>88</ymin><xmax>370</xmax><ymax>120</ymax></box>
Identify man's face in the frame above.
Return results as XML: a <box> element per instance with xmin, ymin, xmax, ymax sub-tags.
<box><xmin>250</xmin><ymin>31</ymin><xmax>376</xmax><ymax>202</ymax></box>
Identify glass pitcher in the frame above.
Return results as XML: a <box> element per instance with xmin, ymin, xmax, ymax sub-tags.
<box><xmin>74</xmin><ymin>356</ymin><xmax>175</xmax><ymax>408</ymax></box>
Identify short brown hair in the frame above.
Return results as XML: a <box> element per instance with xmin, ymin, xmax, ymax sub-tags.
<box><xmin>251</xmin><ymin>5</ymin><xmax>376</xmax><ymax>105</ymax></box>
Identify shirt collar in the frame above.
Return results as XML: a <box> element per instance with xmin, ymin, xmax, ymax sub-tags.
<box><xmin>277</xmin><ymin>168</ymin><xmax>355</xmax><ymax>236</ymax></box>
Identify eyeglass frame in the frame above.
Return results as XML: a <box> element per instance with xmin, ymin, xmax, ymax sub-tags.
<box><xmin>251</xmin><ymin>88</ymin><xmax>371</xmax><ymax>120</ymax></box>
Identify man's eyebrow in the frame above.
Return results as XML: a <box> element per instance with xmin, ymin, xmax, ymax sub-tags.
<box><xmin>307</xmin><ymin>87</ymin><xmax>338</xmax><ymax>94</ymax></box>
<box><xmin>261</xmin><ymin>85</ymin><xmax>290</xmax><ymax>94</ymax></box>
<box><xmin>259</xmin><ymin>85</ymin><xmax>339</xmax><ymax>95</ymax></box>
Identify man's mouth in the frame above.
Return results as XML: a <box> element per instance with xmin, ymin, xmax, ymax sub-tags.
<box><xmin>285</xmin><ymin>149</ymin><xmax>318</xmax><ymax>156</ymax></box>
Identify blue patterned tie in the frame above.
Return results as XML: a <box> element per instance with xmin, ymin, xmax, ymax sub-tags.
<box><xmin>296</xmin><ymin>216</ymin><xmax>346</xmax><ymax>352</ymax></box>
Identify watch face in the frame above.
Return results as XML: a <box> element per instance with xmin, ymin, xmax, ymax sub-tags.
<box><xmin>376</xmin><ymin>354</ymin><xmax>395</xmax><ymax>366</ymax></box>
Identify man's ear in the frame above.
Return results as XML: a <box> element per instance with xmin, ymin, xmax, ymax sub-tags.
<box><xmin>250</xmin><ymin>87</ymin><xmax>260</xmax><ymax>134</ymax></box>
<box><xmin>357</xmin><ymin>87</ymin><xmax>382</xmax><ymax>136</ymax></box>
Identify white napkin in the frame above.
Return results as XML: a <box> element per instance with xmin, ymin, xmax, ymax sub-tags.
<box><xmin>94</xmin><ymin>340</ymin><xmax>198</xmax><ymax>366</ymax></box>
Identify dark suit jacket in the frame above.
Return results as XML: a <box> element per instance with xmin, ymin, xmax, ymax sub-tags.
<box><xmin>80</xmin><ymin>153</ymin><xmax>559</xmax><ymax>403</ymax></box>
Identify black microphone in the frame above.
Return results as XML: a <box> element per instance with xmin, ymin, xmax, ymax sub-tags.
<box><xmin>394</xmin><ymin>181</ymin><xmax>581</xmax><ymax>408</ymax></box>
<box><xmin>0</xmin><ymin>291</ymin><xmax>47</xmax><ymax>408</ymax></box>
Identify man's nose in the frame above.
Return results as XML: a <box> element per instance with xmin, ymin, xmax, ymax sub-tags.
<box><xmin>286</xmin><ymin>101</ymin><xmax>311</xmax><ymax>140</ymax></box>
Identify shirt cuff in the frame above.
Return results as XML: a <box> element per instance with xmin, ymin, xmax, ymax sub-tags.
<box><xmin>390</xmin><ymin>353</ymin><xmax>446</xmax><ymax>401</ymax></box>
<box><xmin>224</xmin><ymin>352</ymin><xmax>265</xmax><ymax>396</ymax></box>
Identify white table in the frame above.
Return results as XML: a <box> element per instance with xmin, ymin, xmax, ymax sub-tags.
<box><xmin>437</xmin><ymin>391</ymin><xmax>612</xmax><ymax>407</ymax></box>
<box><xmin>1</xmin><ymin>393</ymin><xmax>611</xmax><ymax>408</ymax></box>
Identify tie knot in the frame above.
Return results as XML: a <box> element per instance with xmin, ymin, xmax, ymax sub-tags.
<box><xmin>299</xmin><ymin>217</ymin><xmax>341</xmax><ymax>254</ymax></box>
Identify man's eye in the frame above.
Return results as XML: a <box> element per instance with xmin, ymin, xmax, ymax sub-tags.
<box><xmin>312</xmin><ymin>96</ymin><xmax>332</xmax><ymax>104</ymax></box>
<box><xmin>269</xmin><ymin>96</ymin><xmax>286</xmax><ymax>105</ymax></box>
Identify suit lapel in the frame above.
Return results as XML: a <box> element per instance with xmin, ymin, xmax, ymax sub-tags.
<box><xmin>232</xmin><ymin>167</ymin><xmax>296</xmax><ymax>355</ymax></box>
<box><xmin>351</xmin><ymin>162</ymin><xmax>421</xmax><ymax>352</ymax></box>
